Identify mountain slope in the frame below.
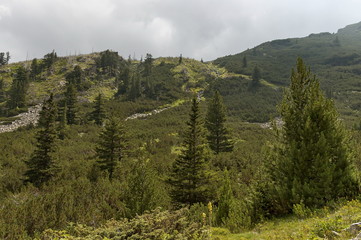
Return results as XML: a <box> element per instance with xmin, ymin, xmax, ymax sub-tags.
<box><xmin>214</xmin><ymin>21</ymin><xmax>361</xmax><ymax>123</ymax></box>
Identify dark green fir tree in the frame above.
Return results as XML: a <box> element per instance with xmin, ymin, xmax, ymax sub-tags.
<box><xmin>91</xmin><ymin>93</ymin><xmax>106</xmax><ymax>125</ymax></box>
<box><xmin>8</xmin><ymin>65</ymin><xmax>29</xmax><ymax>109</ymax></box>
<box><xmin>128</xmin><ymin>74</ymin><xmax>141</xmax><ymax>101</ymax></box>
<box><xmin>96</xmin><ymin>118</ymin><xmax>127</xmax><ymax>179</ymax></box>
<box><xmin>205</xmin><ymin>91</ymin><xmax>233</xmax><ymax>154</ymax></box>
<box><xmin>57</xmin><ymin>102</ymin><xmax>68</xmax><ymax>140</ymax></box>
<box><xmin>168</xmin><ymin>97</ymin><xmax>211</xmax><ymax>206</ymax></box>
<box><xmin>266</xmin><ymin>58</ymin><xmax>357</xmax><ymax>213</ymax></box>
<box><xmin>25</xmin><ymin>94</ymin><xmax>58</xmax><ymax>187</ymax></box>
<box><xmin>65</xmin><ymin>84</ymin><xmax>77</xmax><ymax>125</ymax></box>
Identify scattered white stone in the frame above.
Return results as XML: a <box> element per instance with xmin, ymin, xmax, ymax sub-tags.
<box><xmin>0</xmin><ymin>103</ymin><xmax>42</xmax><ymax>133</ymax></box>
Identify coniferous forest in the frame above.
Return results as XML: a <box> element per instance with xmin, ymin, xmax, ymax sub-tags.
<box><xmin>1</xmin><ymin>22</ymin><xmax>361</xmax><ymax>239</ymax></box>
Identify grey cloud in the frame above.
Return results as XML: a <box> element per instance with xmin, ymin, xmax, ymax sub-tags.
<box><xmin>0</xmin><ymin>0</ymin><xmax>360</xmax><ymax>62</ymax></box>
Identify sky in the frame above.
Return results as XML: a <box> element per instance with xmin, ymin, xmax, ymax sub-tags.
<box><xmin>0</xmin><ymin>0</ymin><xmax>361</xmax><ymax>62</ymax></box>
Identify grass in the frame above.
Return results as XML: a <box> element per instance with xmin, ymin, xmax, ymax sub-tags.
<box><xmin>212</xmin><ymin>200</ymin><xmax>361</xmax><ymax>240</ymax></box>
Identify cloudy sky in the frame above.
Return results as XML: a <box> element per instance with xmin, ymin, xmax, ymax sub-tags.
<box><xmin>0</xmin><ymin>0</ymin><xmax>360</xmax><ymax>62</ymax></box>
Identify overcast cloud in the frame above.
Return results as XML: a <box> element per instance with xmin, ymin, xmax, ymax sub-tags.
<box><xmin>0</xmin><ymin>0</ymin><xmax>360</xmax><ymax>62</ymax></box>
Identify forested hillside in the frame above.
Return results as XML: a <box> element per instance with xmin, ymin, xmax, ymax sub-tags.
<box><xmin>0</xmin><ymin>23</ymin><xmax>361</xmax><ymax>239</ymax></box>
<box><xmin>214</xmin><ymin>21</ymin><xmax>361</xmax><ymax>124</ymax></box>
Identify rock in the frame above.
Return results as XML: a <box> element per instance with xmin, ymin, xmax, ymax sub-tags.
<box><xmin>0</xmin><ymin>104</ymin><xmax>42</xmax><ymax>134</ymax></box>
<box><xmin>354</xmin><ymin>231</ymin><xmax>361</xmax><ymax>240</ymax></box>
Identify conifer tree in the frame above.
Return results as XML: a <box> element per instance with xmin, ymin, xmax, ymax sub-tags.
<box><xmin>25</xmin><ymin>94</ymin><xmax>58</xmax><ymax>187</ymax></box>
<box><xmin>144</xmin><ymin>76</ymin><xmax>155</xmax><ymax>99</ymax></box>
<box><xmin>8</xmin><ymin>65</ymin><xmax>29</xmax><ymax>109</ymax></box>
<box><xmin>169</xmin><ymin>97</ymin><xmax>210</xmax><ymax>205</ymax></box>
<box><xmin>205</xmin><ymin>91</ymin><xmax>233</xmax><ymax>154</ymax></box>
<box><xmin>65</xmin><ymin>84</ymin><xmax>77</xmax><ymax>124</ymax></box>
<box><xmin>128</xmin><ymin>74</ymin><xmax>141</xmax><ymax>101</ymax></box>
<box><xmin>96</xmin><ymin>118</ymin><xmax>127</xmax><ymax>179</ymax></box>
<box><xmin>266</xmin><ymin>58</ymin><xmax>357</xmax><ymax>213</ymax></box>
<box><xmin>143</xmin><ymin>53</ymin><xmax>153</xmax><ymax>76</ymax></box>
<box><xmin>30</xmin><ymin>58</ymin><xmax>41</xmax><ymax>80</ymax></box>
<box><xmin>116</xmin><ymin>67</ymin><xmax>130</xmax><ymax>95</ymax></box>
<box><xmin>57</xmin><ymin>102</ymin><xmax>67</xmax><ymax>140</ymax></box>
<box><xmin>91</xmin><ymin>93</ymin><xmax>106</xmax><ymax>125</ymax></box>
<box><xmin>252</xmin><ymin>66</ymin><xmax>261</xmax><ymax>83</ymax></box>
<box><xmin>242</xmin><ymin>56</ymin><xmax>247</xmax><ymax>68</ymax></box>
<box><xmin>0</xmin><ymin>78</ymin><xmax>5</xmax><ymax>102</ymax></box>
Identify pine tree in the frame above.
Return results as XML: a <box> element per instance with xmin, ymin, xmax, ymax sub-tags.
<box><xmin>91</xmin><ymin>93</ymin><xmax>106</xmax><ymax>125</ymax></box>
<box><xmin>205</xmin><ymin>91</ymin><xmax>233</xmax><ymax>154</ymax></box>
<box><xmin>65</xmin><ymin>84</ymin><xmax>77</xmax><ymax>125</ymax></box>
<box><xmin>144</xmin><ymin>76</ymin><xmax>155</xmax><ymax>99</ymax></box>
<box><xmin>143</xmin><ymin>53</ymin><xmax>153</xmax><ymax>76</ymax></box>
<box><xmin>242</xmin><ymin>56</ymin><xmax>247</xmax><ymax>68</ymax></box>
<box><xmin>8</xmin><ymin>65</ymin><xmax>29</xmax><ymax>109</ymax></box>
<box><xmin>116</xmin><ymin>67</ymin><xmax>130</xmax><ymax>95</ymax></box>
<box><xmin>128</xmin><ymin>74</ymin><xmax>141</xmax><ymax>101</ymax></box>
<box><xmin>266</xmin><ymin>58</ymin><xmax>357</xmax><ymax>213</ymax></box>
<box><xmin>30</xmin><ymin>58</ymin><xmax>41</xmax><ymax>80</ymax></box>
<box><xmin>96</xmin><ymin>118</ymin><xmax>127</xmax><ymax>179</ymax></box>
<box><xmin>57</xmin><ymin>102</ymin><xmax>67</xmax><ymax>140</ymax></box>
<box><xmin>43</xmin><ymin>50</ymin><xmax>57</xmax><ymax>70</ymax></box>
<box><xmin>179</xmin><ymin>54</ymin><xmax>183</xmax><ymax>64</ymax></box>
<box><xmin>169</xmin><ymin>97</ymin><xmax>210</xmax><ymax>206</ymax></box>
<box><xmin>252</xmin><ymin>66</ymin><xmax>261</xmax><ymax>83</ymax></box>
<box><xmin>0</xmin><ymin>78</ymin><xmax>5</xmax><ymax>102</ymax></box>
<box><xmin>25</xmin><ymin>94</ymin><xmax>58</xmax><ymax>187</ymax></box>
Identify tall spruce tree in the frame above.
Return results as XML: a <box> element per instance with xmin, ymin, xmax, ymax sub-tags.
<box><xmin>91</xmin><ymin>93</ymin><xmax>106</xmax><ymax>125</ymax></box>
<box><xmin>96</xmin><ymin>118</ymin><xmax>127</xmax><ymax>179</ymax></box>
<box><xmin>143</xmin><ymin>53</ymin><xmax>153</xmax><ymax>76</ymax></box>
<box><xmin>128</xmin><ymin>74</ymin><xmax>141</xmax><ymax>101</ymax></box>
<box><xmin>169</xmin><ymin>97</ymin><xmax>210</xmax><ymax>206</ymax></box>
<box><xmin>57</xmin><ymin>102</ymin><xmax>68</xmax><ymax>140</ymax></box>
<box><xmin>266</xmin><ymin>58</ymin><xmax>357</xmax><ymax>213</ymax></box>
<box><xmin>205</xmin><ymin>91</ymin><xmax>233</xmax><ymax>154</ymax></box>
<box><xmin>8</xmin><ymin>66</ymin><xmax>29</xmax><ymax>109</ymax></box>
<box><xmin>25</xmin><ymin>94</ymin><xmax>58</xmax><ymax>187</ymax></box>
<box><xmin>0</xmin><ymin>78</ymin><xmax>5</xmax><ymax>102</ymax></box>
<box><xmin>65</xmin><ymin>84</ymin><xmax>77</xmax><ymax>124</ymax></box>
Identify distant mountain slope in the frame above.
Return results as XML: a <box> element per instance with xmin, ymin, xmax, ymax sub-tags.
<box><xmin>214</xmin><ymin>21</ymin><xmax>361</xmax><ymax>122</ymax></box>
<box><xmin>0</xmin><ymin>50</ymin><xmax>281</xmax><ymax>124</ymax></box>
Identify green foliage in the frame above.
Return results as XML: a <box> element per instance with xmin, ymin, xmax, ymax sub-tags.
<box><xmin>143</xmin><ymin>53</ymin><xmax>153</xmax><ymax>76</ymax></box>
<box><xmin>30</xmin><ymin>58</ymin><xmax>42</xmax><ymax>80</ymax></box>
<box><xmin>252</xmin><ymin>66</ymin><xmax>261</xmax><ymax>82</ymax></box>
<box><xmin>127</xmin><ymin>74</ymin><xmax>141</xmax><ymax>101</ymax></box>
<box><xmin>96</xmin><ymin>50</ymin><xmax>122</xmax><ymax>76</ymax></box>
<box><xmin>65</xmin><ymin>84</ymin><xmax>78</xmax><ymax>125</ymax></box>
<box><xmin>66</xmin><ymin>65</ymin><xmax>88</xmax><ymax>90</ymax></box>
<box><xmin>205</xmin><ymin>91</ymin><xmax>233</xmax><ymax>154</ymax></box>
<box><xmin>96</xmin><ymin>118</ymin><xmax>127</xmax><ymax>179</ymax></box>
<box><xmin>25</xmin><ymin>94</ymin><xmax>58</xmax><ymax>188</ymax></box>
<box><xmin>124</xmin><ymin>158</ymin><xmax>166</xmax><ymax>217</ymax></box>
<box><xmin>90</xmin><ymin>93</ymin><xmax>106</xmax><ymax>125</ymax></box>
<box><xmin>266</xmin><ymin>58</ymin><xmax>357</xmax><ymax>214</ymax></box>
<box><xmin>169</xmin><ymin>98</ymin><xmax>211</xmax><ymax>206</ymax></box>
<box><xmin>43</xmin><ymin>50</ymin><xmax>58</xmax><ymax>70</ymax></box>
<box><xmin>7</xmin><ymin>65</ymin><xmax>29</xmax><ymax>109</ymax></box>
<box><xmin>216</xmin><ymin>170</ymin><xmax>232</xmax><ymax>225</ymax></box>
<box><xmin>0</xmin><ymin>52</ymin><xmax>10</xmax><ymax>66</ymax></box>
<box><xmin>214</xmin><ymin>22</ymin><xmax>361</xmax><ymax>125</ymax></box>
<box><xmin>39</xmin><ymin>208</ymin><xmax>210</xmax><ymax>239</ymax></box>
<box><xmin>292</xmin><ymin>201</ymin><xmax>312</xmax><ymax>219</ymax></box>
